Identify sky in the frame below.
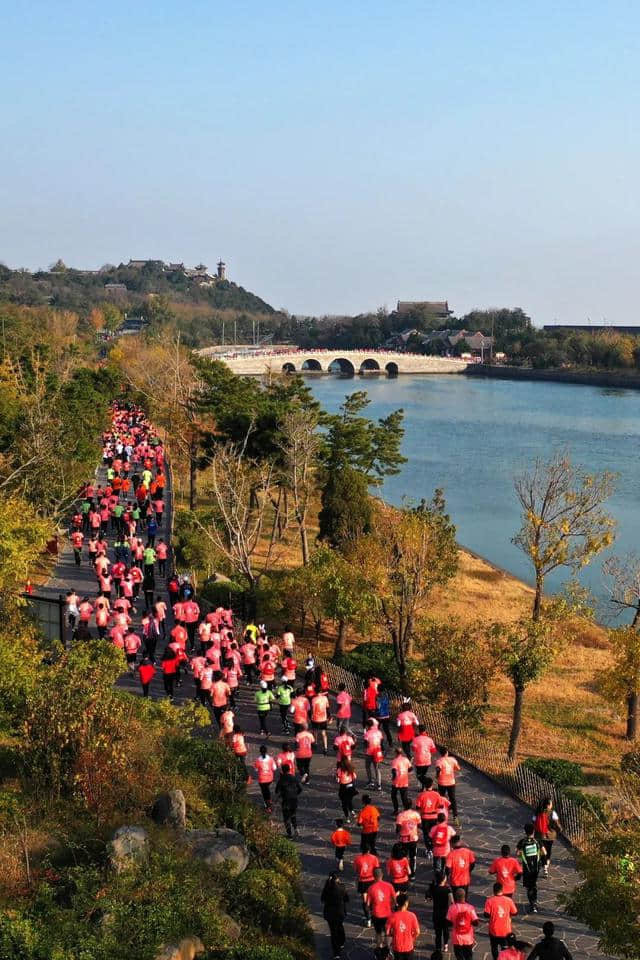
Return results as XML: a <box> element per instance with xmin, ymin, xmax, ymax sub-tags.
<box><xmin>1</xmin><ymin>1</ymin><xmax>639</xmax><ymax>323</ymax></box>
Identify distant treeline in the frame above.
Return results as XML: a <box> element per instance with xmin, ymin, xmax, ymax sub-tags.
<box><xmin>1</xmin><ymin>261</ymin><xmax>639</xmax><ymax>370</ymax></box>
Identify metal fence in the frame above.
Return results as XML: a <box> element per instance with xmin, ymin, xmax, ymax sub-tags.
<box><xmin>315</xmin><ymin>657</ymin><xmax>602</xmax><ymax>850</ymax></box>
<box><xmin>22</xmin><ymin>592</ymin><xmax>66</xmax><ymax>646</ymax></box>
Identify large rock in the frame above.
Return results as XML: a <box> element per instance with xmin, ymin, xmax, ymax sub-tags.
<box><xmin>152</xmin><ymin>789</ymin><xmax>187</xmax><ymax>829</ymax></box>
<box><xmin>155</xmin><ymin>936</ymin><xmax>205</xmax><ymax>960</ymax></box>
<box><xmin>108</xmin><ymin>825</ymin><xmax>149</xmax><ymax>873</ymax></box>
<box><xmin>182</xmin><ymin>827</ymin><xmax>249</xmax><ymax>874</ymax></box>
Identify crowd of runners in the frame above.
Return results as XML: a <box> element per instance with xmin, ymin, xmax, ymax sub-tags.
<box><xmin>61</xmin><ymin>401</ymin><xmax>574</xmax><ymax>960</ymax></box>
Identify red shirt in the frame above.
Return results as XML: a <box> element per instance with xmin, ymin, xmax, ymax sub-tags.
<box><xmin>366</xmin><ymin>880</ymin><xmax>396</xmax><ymax>918</ymax></box>
<box><xmin>353</xmin><ymin>852</ymin><xmax>379</xmax><ymax>883</ymax></box>
<box><xmin>138</xmin><ymin>663</ymin><xmax>155</xmax><ymax>684</ymax></box>
<box><xmin>484</xmin><ymin>895</ymin><xmax>517</xmax><ymax>937</ymax></box>
<box><xmin>446</xmin><ymin>846</ymin><xmax>476</xmax><ymax>887</ymax></box>
<box><xmin>386</xmin><ymin>910</ymin><xmax>420</xmax><ymax>952</ymax></box>
<box><xmin>386</xmin><ymin>856</ymin><xmax>410</xmax><ymax>885</ymax></box>
<box><xmin>430</xmin><ymin>822</ymin><xmax>456</xmax><ymax>857</ymax></box>
<box><xmin>489</xmin><ymin>856</ymin><xmax>522</xmax><ymax>895</ymax></box>
<box><xmin>416</xmin><ymin>788</ymin><xmax>444</xmax><ymax>821</ymax></box>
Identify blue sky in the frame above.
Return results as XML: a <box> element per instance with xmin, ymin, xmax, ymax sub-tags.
<box><xmin>1</xmin><ymin>1</ymin><xmax>639</xmax><ymax>322</ymax></box>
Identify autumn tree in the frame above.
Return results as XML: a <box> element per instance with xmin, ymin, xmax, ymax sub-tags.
<box><xmin>497</xmin><ymin>617</ymin><xmax>559</xmax><ymax>759</ymax></box>
<box><xmin>412</xmin><ymin>619</ymin><xmax>497</xmax><ymax>726</ymax></box>
<box><xmin>513</xmin><ymin>453</ymin><xmax>616</xmax><ymax>620</ymax></box>
<box><xmin>355</xmin><ymin>493</ymin><xmax>458</xmax><ymax>679</ymax></box>
<box><xmin>602</xmin><ymin>553</ymin><xmax>640</xmax><ymax>738</ymax></box>
<box><xmin>117</xmin><ymin>332</ymin><xmax>206</xmax><ymax>508</ymax></box>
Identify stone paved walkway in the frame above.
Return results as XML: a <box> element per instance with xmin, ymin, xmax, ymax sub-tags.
<box><xmin>42</xmin><ymin>456</ymin><xmax>610</xmax><ymax>960</ymax></box>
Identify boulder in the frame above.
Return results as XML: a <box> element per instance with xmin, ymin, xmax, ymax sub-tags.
<box><xmin>108</xmin><ymin>825</ymin><xmax>149</xmax><ymax>873</ymax></box>
<box><xmin>155</xmin><ymin>936</ymin><xmax>205</xmax><ymax>960</ymax></box>
<box><xmin>182</xmin><ymin>827</ymin><xmax>249</xmax><ymax>874</ymax></box>
<box><xmin>152</xmin><ymin>789</ymin><xmax>187</xmax><ymax>829</ymax></box>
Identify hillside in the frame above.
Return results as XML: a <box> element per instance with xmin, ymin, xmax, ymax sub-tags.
<box><xmin>0</xmin><ymin>259</ymin><xmax>276</xmax><ymax>317</ymax></box>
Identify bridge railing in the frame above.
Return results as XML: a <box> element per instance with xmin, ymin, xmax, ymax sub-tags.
<box><xmin>315</xmin><ymin>656</ymin><xmax>603</xmax><ymax>850</ymax></box>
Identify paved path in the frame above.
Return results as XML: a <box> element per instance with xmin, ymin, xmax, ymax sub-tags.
<box><xmin>42</xmin><ymin>456</ymin><xmax>609</xmax><ymax>960</ymax></box>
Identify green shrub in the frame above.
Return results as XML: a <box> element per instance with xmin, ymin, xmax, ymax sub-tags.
<box><xmin>229</xmin><ymin>948</ymin><xmax>296</xmax><ymax>960</ymax></box>
<box><xmin>201</xmin><ymin>578</ymin><xmax>245</xmax><ymax>613</ymax></box>
<box><xmin>231</xmin><ymin>868</ymin><xmax>310</xmax><ymax>937</ymax></box>
<box><xmin>520</xmin><ymin>757</ymin><xmax>585</xmax><ymax>787</ymax></box>
<box><xmin>563</xmin><ymin>787</ymin><xmax>608</xmax><ymax>823</ymax></box>
<box><xmin>621</xmin><ymin>750</ymin><xmax>640</xmax><ymax>775</ymax></box>
<box><xmin>338</xmin><ymin>641</ymin><xmax>401</xmax><ymax>691</ymax></box>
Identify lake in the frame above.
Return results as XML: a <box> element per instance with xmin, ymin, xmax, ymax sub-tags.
<box><xmin>309</xmin><ymin>373</ymin><xmax>640</xmax><ymax>612</ymax></box>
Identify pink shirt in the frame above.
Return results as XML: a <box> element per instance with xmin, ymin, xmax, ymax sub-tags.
<box><xmin>446</xmin><ymin>902</ymin><xmax>478</xmax><ymax>946</ymax></box>
<box><xmin>437</xmin><ymin>755</ymin><xmax>460</xmax><ymax>787</ymax></box>
<box><xmin>254</xmin><ymin>755</ymin><xmax>276</xmax><ymax>784</ymax></box>
<box><xmin>391</xmin><ymin>755</ymin><xmax>412</xmax><ymax>788</ymax></box>
<box><xmin>412</xmin><ymin>733</ymin><xmax>436</xmax><ymax>766</ymax></box>
<box><xmin>336</xmin><ymin>691</ymin><xmax>352</xmax><ymax>718</ymax></box>
<box><xmin>295</xmin><ymin>730</ymin><xmax>315</xmax><ymax>758</ymax></box>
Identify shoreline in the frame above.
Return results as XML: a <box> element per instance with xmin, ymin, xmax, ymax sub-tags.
<box><xmin>467</xmin><ymin>363</ymin><xmax>640</xmax><ymax>390</ymax></box>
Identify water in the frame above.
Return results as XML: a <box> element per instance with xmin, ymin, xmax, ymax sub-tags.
<box><xmin>309</xmin><ymin>373</ymin><xmax>640</xmax><ymax>613</ymax></box>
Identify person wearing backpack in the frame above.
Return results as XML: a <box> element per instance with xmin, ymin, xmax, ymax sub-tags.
<box><xmin>516</xmin><ymin>823</ymin><xmax>546</xmax><ymax>913</ymax></box>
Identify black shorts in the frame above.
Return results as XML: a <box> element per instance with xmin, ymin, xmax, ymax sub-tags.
<box><xmin>358</xmin><ymin>879</ymin><xmax>373</xmax><ymax>895</ymax></box>
<box><xmin>373</xmin><ymin>916</ymin><xmax>387</xmax><ymax>934</ymax></box>
<box><xmin>312</xmin><ymin>720</ymin><xmax>327</xmax><ymax>730</ymax></box>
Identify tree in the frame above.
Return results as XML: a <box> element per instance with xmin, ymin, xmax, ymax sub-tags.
<box><xmin>87</xmin><ymin>307</ymin><xmax>104</xmax><ymax>331</ymax></box>
<box><xmin>355</xmin><ymin>494</ymin><xmax>458</xmax><ymax>679</ymax></box>
<box><xmin>118</xmin><ymin>332</ymin><xmax>206</xmax><ymax>509</ymax></box>
<box><xmin>497</xmin><ymin>617</ymin><xmax>558</xmax><ymax>759</ymax></box>
<box><xmin>513</xmin><ymin>453</ymin><xmax>616</xmax><ymax>621</ymax></box>
<box><xmin>195</xmin><ymin>436</ymin><xmax>278</xmax><ymax>609</ymax></box>
<box><xmin>101</xmin><ymin>302</ymin><xmax>123</xmax><ymax>333</ymax></box>
<box><xmin>411</xmin><ymin>619</ymin><xmax>497</xmax><ymax>726</ymax></box>
<box><xmin>277</xmin><ymin>406</ymin><xmax>321</xmax><ymax>564</ymax></box>
<box><xmin>603</xmin><ymin>626</ymin><xmax>640</xmax><ymax>741</ymax></box>
<box><xmin>319</xmin><ymin>465</ymin><xmax>372</xmax><ymax>550</ymax></box>
<box><xmin>565</xmin><ymin>778</ymin><xmax>640</xmax><ymax>958</ymax></box>
<box><xmin>602</xmin><ymin>553</ymin><xmax>640</xmax><ymax>738</ymax></box>
<box><xmin>320</xmin><ymin>391</ymin><xmax>405</xmax><ymax>486</ymax></box>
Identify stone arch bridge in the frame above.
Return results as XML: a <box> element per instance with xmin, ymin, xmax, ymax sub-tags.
<box><xmin>198</xmin><ymin>348</ymin><xmax>469</xmax><ymax>377</ymax></box>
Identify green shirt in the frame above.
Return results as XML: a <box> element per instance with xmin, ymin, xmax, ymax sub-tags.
<box><xmin>255</xmin><ymin>689</ymin><xmax>275</xmax><ymax>712</ymax></box>
<box><xmin>245</xmin><ymin>623</ymin><xmax>259</xmax><ymax>641</ymax></box>
<box><xmin>112</xmin><ymin>504</ymin><xmax>124</xmax><ymax>517</ymax></box>
<box><xmin>81</xmin><ymin>500</ymin><xmax>91</xmax><ymax>514</ymax></box>
<box><xmin>132</xmin><ymin>507</ymin><xmax>141</xmax><ymax>519</ymax></box>
<box><xmin>143</xmin><ymin>547</ymin><xmax>156</xmax><ymax>565</ymax></box>
<box><xmin>275</xmin><ymin>684</ymin><xmax>292</xmax><ymax>706</ymax></box>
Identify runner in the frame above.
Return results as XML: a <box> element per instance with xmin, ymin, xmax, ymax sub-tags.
<box><xmin>446</xmin><ymin>834</ymin><xmax>476</xmax><ymax>898</ymax></box>
<box><xmin>364</xmin><ymin>717</ymin><xmax>384</xmax><ymax>791</ymax></box>
<box><xmin>311</xmin><ymin>688</ymin><xmax>331</xmax><ymax>755</ymax></box>
<box><xmin>295</xmin><ymin>722</ymin><xmax>315</xmax><ymax>784</ymax></box>
<box><xmin>365</xmin><ymin>867</ymin><xmax>397</xmax><ymax>954</ymax></box>
<box><xmin>391</xmin><ymin>746</ymin><xmax>413</xmax><ymax>815</ymax></box>
<box><xmin>386</xmin><ymin>892</ymin><xmax>420</xmax><ymax>959</ymax></box>
<box><xmin>534</xmin><ymin>798</ymin><xmax>560</xmax><ymax>877</ymax></box>
<box><xmin>396</xmin><ymin>799</ymin><xmax>421</xmax><ymax>880</ymax></box>
<box><xmin>353</xmin><ymin>846</ymin><xmax>380</xmax><ymax>926</ymax></box>
<box><xmin>426</xmin><ymin>870</ymin><xmax>453</xmax><ymax>953</ymax></box>
<box><xmin>320</xmin><ymin>873</ymin><xmax>349</xmax><ymax>960</ymax></box>
<box><xmin>336</xmin><ymin>756</ymin><xmax>358</xmax><ymax>821</ymax></box>
<box><xmin>527</xmin><ymin>922</ymin><xmax>573</xmax><ymax>960</ymax></box>
<box><xmin>489</xmin><ymin>844</ymin><xmax>523</xmax><ymax>898</ymax></box>
<box><xmin>484</xmin><ymin>882</ymin><xmax>518</xmax><ymax>960</ymax></box>
<box><xmin>357</xmin><ymin>793</ymin><xmax>381</xmax><ymax>854</ymax></box>
<box><xmin>254</xmin><ymin>743</ymin><xmax>276</xmax><ymax>813</ymax></box>
<box><xmin>430</xmin><ymin>812</ymin><xmax>457</xmax><ymax>875</ymax></box>
<box><xmin>396</xmin><ymin>697</ymin><xmax>419</xmax><ymax>757</ymax></box>
<box><xmin>274</xmin><ymin>762</ymin><xmax>302</xmax><ymax>838</ymax></box>
<box><xmin>516</xmin><ymin>822</ymin><xmax>545</xmax><ymax>913</ymax></box>
<box><xmin>446</xmin><ymin>888</ymin><xmax>479</xmax><ymax>960</ymax></box>
<box><xmin>412</xmin><ymin>723</ymin><xmax>437</xmax><ymax>787</ymax></box>
<box><xmin>417</xmin><ymin>775</ymin><xmax>447</xmax><ymax>856</ymax></box>
<box><xmin>335</xmin><ymin>683</ymin><xmax>353</xmax><ymax>735</ymax></box>
<box><xmin>436</xmin><ymin>747</ymin><xmax>461</xmax><ymax>820</ymax></box>
<box><xmin>255</xmin><ymin>680</ymin><xmax>275</xmax><ymax>737</ymax></box>
<box><xmin>330</xmin><ymin>818</ymin><xmax>352</xmax><ymax>872</ymax></box>
<box><xmin>386</xmin><ymin>841</ymin><xmax>411</xmax><ymax>895</ymax></box>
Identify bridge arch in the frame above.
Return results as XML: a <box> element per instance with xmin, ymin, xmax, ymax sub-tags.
<box><xmin>359</xmin><ymin>357</ymin><xmax>381</xmax><ymax>374</ymax></box>
<box><xmin>328</xmin><ymin>357</ymin><xmax>355</xmax><ymax>377</ymax></box>
<box><xmin>301</xmin><ymin>358</ymin><xmax>323</xmax><ymax>372</ymax></box>
<box><xmin>282</xmin><ymin>361</ymin><xmax>296</xmax><ymax>374</ymax></box>
<box><xmin>386</xmin><ymin>361</ymin><xmax>399</xmax><ymax>378</ymax></box>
